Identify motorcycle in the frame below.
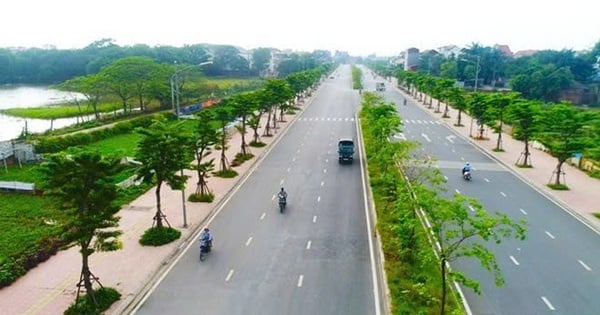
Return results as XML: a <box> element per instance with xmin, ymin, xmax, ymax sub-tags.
<box><xmin>278</xmin><ymin>196</ymin><xmax>287</xmax><ymax>213</ymax></box>
<box><xmin>463</xmin><ymin>171</ymin><xmax>472</xmax><ymax>181</ymax></box>
<box><xmin>199</xmin><ymin>239</ymin><xmax>211</xmax><ymax>261</ymax></box>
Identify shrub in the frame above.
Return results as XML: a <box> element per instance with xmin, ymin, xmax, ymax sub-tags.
<box><xmin>213</xmin><ymin>169</ymin><xmax>238</xmax><ymax>178</ymax></box>
<box><xmin>64</xmin><ymin>287</ymin><xmax>121</xmax><ymax>315</ymax></box>
<box><xmin>547</xmin><ymin>183</ymin><xmax>569</xmax><ymax>190</ymax></box>
<box><xmin>139</xmin><ymin>227</ymin><xmax>181</xmax><ymax>246</ymax></box>
<box><xmin>188</xmin><ymin>193</ymin><xmax>214</xmax><ymax>203</ymax></box>
<box><xmin>231</xmin><ymin>153</ymin><xmax>254</xmax><ymax>167</ymax></box>
<box><xmin>249</xmin><ymin>141</ymin><xmax>266</xmax><ymax>147</ymax></box>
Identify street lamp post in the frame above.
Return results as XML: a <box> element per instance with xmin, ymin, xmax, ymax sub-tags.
<box><xmin>473</xmin><ymin>55</ymin><xmax>481</xmax><ymax>92</ymax></box>
<box><xmin>460</xmin><ymin>55</ymin><xmax>481</xmax><ymax>137</ymax></box>
<box><xmin>170</xmin><ymin>61</ymin><xmax>213</xmax><ymax>120</ymax></box>
<box><xmin>169</xmin><ymin>60</ymin><xmax>212</xmax><ymax>227</ymax></box>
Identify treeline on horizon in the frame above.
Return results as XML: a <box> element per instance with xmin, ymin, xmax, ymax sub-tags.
<box><xmin>372</xmin><ymin>41</ymin><xmax>600</xmax><ymax>105</ymax></box>
<box><xmin>0</xmin><ymin>38</ymin><xmax>337</xmax><ymax>85</ymax></box>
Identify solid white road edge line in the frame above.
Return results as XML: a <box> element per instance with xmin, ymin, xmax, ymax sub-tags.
<box><xmin>357</xmin><ymin>115</ymin><xmax>382</xmax><ymax>315</ymax></box>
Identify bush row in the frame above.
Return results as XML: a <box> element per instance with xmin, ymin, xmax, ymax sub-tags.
<box><xmin>0</xmin><ymin>236</ymin><xmax>68</xmax><ymax>288</ymax></box>
<box><xmin>33</xmin><ymin>114</ymin><xmax>163</xmax><ymax>153</ymax></box>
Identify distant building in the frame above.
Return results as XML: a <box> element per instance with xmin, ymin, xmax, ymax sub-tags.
<box><xmin>494</xmin><ymin>44</ymin><xmax>513</xmax><ymax>57</ymax></box>
<box><xmin>404</xmin><ymin>48</ymin><xmax>420</xmax><ymax>71</ymax></box>
<box><xmin>513</xmin><ymin>50</ymin><xmax>538</xmax><ymax>58</ymax></box>
<box><xmin>437</xmin><ymin>45</ymin><xmax>461</xmax><ymax>59</ymax></box>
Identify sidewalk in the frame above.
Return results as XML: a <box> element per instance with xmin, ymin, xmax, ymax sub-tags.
<box><xmin>394</xmin><ymin>80</ymin><xmax>600</xmax><ymax>231</ymax></box>
<box><xmin>0</xmin><ymin>91</ymin><xmax>316</xmax><ymax>315</ymax></box>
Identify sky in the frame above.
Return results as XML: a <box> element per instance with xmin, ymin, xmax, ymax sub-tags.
<box><xmin>2</xmin><ymin>0</ymin><xmax>599</xmax><ymax>57</ymax></box>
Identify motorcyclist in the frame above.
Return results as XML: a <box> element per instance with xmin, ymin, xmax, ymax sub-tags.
<box><xmin>278</xmin><ymin>187</ymin><xmax>288</xmax><ymax>204</ymax></box>
<box><xmin>199</xmin><ymin>228</ymin><xmax>214</xmax><ymax>252</ymax></box>
<box><xmin>462</xmin><ymin>162</ymin><xmax>472</xmax><ymax>175</ymax></box>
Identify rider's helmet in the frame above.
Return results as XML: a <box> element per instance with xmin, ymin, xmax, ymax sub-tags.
<box><xmin>281</xmin><ymin>187</ymin><xmax>285</xmax><ymax>191</ymax></box>
<box><xmin>465</xmin><ymin>162</ymin><xmax>470</xmax><ymax>167</ymax></box>
<box><xmin>204</xmin><ymin>227</ymin><xmax>209</xmax><ymax>232</ymax></box>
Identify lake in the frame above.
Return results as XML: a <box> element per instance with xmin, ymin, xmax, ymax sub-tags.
<box><xmin>0</xmin><ymin>85</ymin><xmax>86</xmax><ymax>141</ymax></box>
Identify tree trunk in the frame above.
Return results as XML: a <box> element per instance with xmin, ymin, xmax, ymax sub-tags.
<box><xmin>457</xmin><ymin>110</ymin><xmax>462</xmax><ymax>125</ymax></box>
<box><xmin>154</xmin><ymin>181</ymin><xmax>163</xmax><ymax>228</ymax></box>
<box><xmin>272</xmin><ymin>106</ymin><xmax>278</xmax><ymax>129</ymax></box>
<box><xmin>263</xmin><ymin>110</ymin><xmax>272</xmax><ymax>136</ymax></box>
<box><xmin>555</xmin><ymin>160</ymin><xmax>565</xmax><ymax>185</ymax></box>
<box><xmin>496</xmin><ymin>114</ymin><xmax>504</xmax><ymax>150</ymax></box>
<box><xmin>220</xmin><ymin>134</ymin><xmax>227</xmax><ymax>171</ymax></box>
<box><xmin>241</xmin><ymin>121</ymin><xmax>247</xmax><ymax>155</ymax></box>
<box><xmin>81</xmin><ymin>246</ymin><xmax>98</xmax><ymax>306</ymax></box>
<box><xmin>252</xmin><ymin>126</ymin><xmax>260</xmax><ymax>143</ymax></box>
<box><xmin>195</xmin><ymin>149</ymin><xmax>204</xmax><ymax>195</ymax></box>
<box><xmin>440</xmin><ymin>259</ymin><xmax>447</xmax><ymax>315</ymax></box>
<box><xmin>523</xmin><ymin>138</ymin><xmax>530</xmax><ymax>166</ymax></box>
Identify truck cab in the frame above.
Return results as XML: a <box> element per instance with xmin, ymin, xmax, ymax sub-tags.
<box><xmin>338</xmin><ymin>138</ymin><xmax>355</xmax><ymax>164</ymax></box>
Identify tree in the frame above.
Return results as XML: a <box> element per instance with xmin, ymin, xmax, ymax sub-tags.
<box><xmin>260</xmin><ymin>79</ymin><xmax>292</xmax><ymax>135</ymax></box>
<box><xmin>433</xmin><ymin>78</ymin><xmax>454</xmax><ymax>114</ymax></box>
<box><xmin>467</xmin><ymin>92</ymin><xmax>490</xmax><ymax>139</ymax></box>
<box><xmin>251</xmin><ymin>47</ymin><xmax>271</xmax><ymax>76</ymax></box>
<box><xmin>419</xmin><ymin>191</ymin><xmax>526</xmax><ymax>315</ymax></box>
<box><xmin>485</xmin><ymin>92</ymin><xmax>520</xmax><ymax>151</ymax></box>
<box><xmin>60</xmin><ymin>74</ymin><xmax>106</xmax><ymax>120</ymax></box>
<box><xmin>506</xmin><ymin>99</ymin><xmax>542</xmax><ymax>167</ymax></box>
<box><xmin>101</xmin><ymin>56</ymin><xmax>165</xmax><ymax>112</ymax></box>
<box><xmin>192</xmin><ymin>109</ymin><xmax>218</xmax><ymax>198</ymax></box>
<box><xmin>135</xmin><ymin>118</ymin><xmax>192</xmax><ymax>228</ymax></box>
<box><xmin>440</xmin><ymin>60</ymin><xmax>458</xmax><ymax>79</ymax></box>
<box><xmin>213</xmin><ymin>105</ymin><xmax>234</xmax><ymax>172</ymax></box>
<box><xmin>509</xmin><ymin>65</ymin><xmax>573</xmax><ymax>102</ymax></box>
<box><xmin>41</xmin><ymin>150</ymin><xmax>122</xmax><ymax>307</ymax></box>
<box><xmin>229</xmin><ymin>92</ymin><xmax>259</xmax><ymax>155</ymax></box>
<box><xmin>99</xmin><ymin>61</ymin><xmax>135</xmax><ymax>113</ymax></box>
<box><xmin>447</xmin><ymin>87</ymin><xmax>466</xmax><ymax>125</ymax></box>
<box><xmin>535</xmin><ymin>103</ymin><xmax>591</xmax><ymax>187</ymax></box>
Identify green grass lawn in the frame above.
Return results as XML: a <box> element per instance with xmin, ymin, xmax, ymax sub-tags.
<box><xmin>1</xmin><ymin>102</ymin><xmax>122</xmax><ymax>119</ymax></box>
<box><xmin>0</xmin><ymin>164</ymin><xmax>46</xmax><ymax>186</ymax></box>
<box><xmin>0</xmin><ymin>112</ymin><xmax>207</xmax><ymax>286</ymax></box>
<box><xmin>0</xmin><ymin>193</ymin><xmax>66</xmax><ymax>262</ymax></box>
<box><xmin>69</xmin><ymin>133</ymin><xmax>142</xmax><ymax>158</ymax></box>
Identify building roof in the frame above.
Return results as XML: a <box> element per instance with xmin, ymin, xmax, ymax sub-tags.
<box><xmin>495</xmin><ymin>44</ymin><xmax>513</xmax><ymax>57</ymax></box>
<box><xmin>513</xmin><ymin>50</ymin><xmax>538</xmax><ymax>58</ymax></box>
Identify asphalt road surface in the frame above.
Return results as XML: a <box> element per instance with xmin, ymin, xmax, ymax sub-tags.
<box><xmin>371</xmin><ymin>72</ymin><xmax>600</xmax><ymax>315</ymax></box>
<box><xmin>133</xmin><ymin>65</ymin><xmax>380</xmax><ymax>315</ymax></box>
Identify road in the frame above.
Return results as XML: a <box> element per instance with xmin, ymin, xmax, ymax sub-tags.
<box><xmin>133</xmin><ymin>65</ymin><xmax>380</xmax><ymax>315</ymax></box>
<box><xmin>369</xmin><ymin>72</ymin><xmax>600</xmax><ymax>315</ymax></box>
